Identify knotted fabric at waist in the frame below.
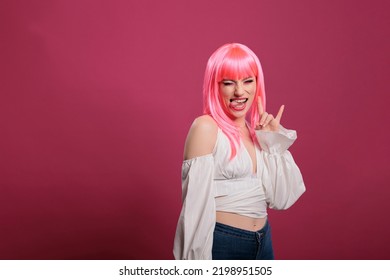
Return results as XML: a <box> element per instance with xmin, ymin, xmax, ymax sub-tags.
<box><xmin>214</xmin><ymin>177</ymin><xmax>267</xmax><ymax>219</ymax></box>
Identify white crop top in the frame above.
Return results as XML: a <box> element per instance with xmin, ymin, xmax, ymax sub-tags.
<box><xmin>213</xmin><ymin>126</ymin><xmax>267</xmax><ymax>218</ymax></box>
<box><xmin>173</xmin><ymin>126</ymin><xmax>305</xmax><ymax>260</ymax></box>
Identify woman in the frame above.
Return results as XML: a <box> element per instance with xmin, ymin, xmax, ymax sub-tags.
<box><xmin>173</xmin><ymin>43</ymin><xmax>305</xmax><ymax>260</ymax></box>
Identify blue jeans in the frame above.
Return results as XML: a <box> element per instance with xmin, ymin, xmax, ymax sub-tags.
<box><xmin>212</xmin><ymin>219</ymin><xmax>274</xmax><ymax>260</ymax></box>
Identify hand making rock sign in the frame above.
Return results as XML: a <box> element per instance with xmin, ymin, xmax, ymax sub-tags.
<box><xmin>256</xmin><ymin>96</ymin><xmax>285</xmax><ymax>132</ymax></box>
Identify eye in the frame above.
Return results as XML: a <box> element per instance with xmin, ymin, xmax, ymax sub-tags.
<box><xmin>244</xmin><ymin>79</ymin><xmax>254</xmax><ymax>84</ymax></box>
<box><xmin>222</xmin><ymin>80</ymin><xmax>234</xmax><ymax>86</ymax></box>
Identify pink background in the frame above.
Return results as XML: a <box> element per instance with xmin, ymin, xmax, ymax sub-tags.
<box><xmin>1</xmin><ymin>0</ymin><xmax>389</xmax><ymax>259</ymax></box>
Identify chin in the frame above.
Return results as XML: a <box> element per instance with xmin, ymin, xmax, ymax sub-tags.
<box><xmin>229</xmin><ymin>110</ymin><xmax>247</xmax><ymax>121</ymax></box>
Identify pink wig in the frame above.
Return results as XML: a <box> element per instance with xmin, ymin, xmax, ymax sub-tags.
<box><xmin>203</xmin><ymin>43</ymin><xmax>266</xmax><ymax>159</ymax></box>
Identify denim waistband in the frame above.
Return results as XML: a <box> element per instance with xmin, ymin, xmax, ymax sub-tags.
<box><xmin>214</xmin><ymin>219</ymin><xmax>269</xmax><ymax>239</ymax></box>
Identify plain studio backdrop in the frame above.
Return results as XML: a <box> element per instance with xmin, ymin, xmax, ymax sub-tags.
<box><xmin>0</xmin><ymin>0</ymin><xmax>389</xmax><ymax>259</ymax></box>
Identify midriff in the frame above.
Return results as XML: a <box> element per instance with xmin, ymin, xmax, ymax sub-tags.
<box><xmin>216</xmin><ymin>211</ymin><xmax>267</xmax><ymax>232</ymax></box>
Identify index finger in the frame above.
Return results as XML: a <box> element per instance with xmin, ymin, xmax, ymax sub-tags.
<box><xmin>257</xmin><ymin>97</ymin><xmax>264</xmax><ymax>115</ymax></box>
<box><xmin>275</xmin><ymin>105</ymin><xmax>285</xmax><ymax>122</ymax></box>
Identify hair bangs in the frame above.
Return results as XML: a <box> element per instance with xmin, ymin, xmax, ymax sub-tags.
<box><xmin>218</xmin><ymin>47</ymin><xmax>258</xmax><ymax>81</ymax></box>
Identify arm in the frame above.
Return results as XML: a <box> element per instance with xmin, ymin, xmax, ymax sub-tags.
<box><xmin>173</xmin><ymin>115</ymin><xmax>218</xmax><ymax>260</ymax></box>
<box><xmin>255</xmin><ymin>100</ymin><xmax>305</xmax><ymax>209</ymax></box>
<box><xmin>256</xmin><ymin>126</ymin><xmax>305</xmax><ymax>209</ymax></box>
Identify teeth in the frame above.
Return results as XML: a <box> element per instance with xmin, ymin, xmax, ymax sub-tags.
<box><xmin>233</xmin><ymin>99</ymin><xmax>247</xmax><ymax>103</ymax></box>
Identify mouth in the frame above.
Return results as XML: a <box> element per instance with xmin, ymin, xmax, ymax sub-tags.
<box><xmin>229</xmin><ymin>98</ymin><xmax>248</xmax><ymax>111</ymax></box>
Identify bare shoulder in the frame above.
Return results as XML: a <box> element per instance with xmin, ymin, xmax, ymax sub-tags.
<box><xmin>192</xmin><ymin>115</ymin><xmax>218</xmax><ymax>132</ymax></box>
<box><xmin>183</xmin><ymin>115</ymin><xmax>218</xmax><ymax>160</ymax></box>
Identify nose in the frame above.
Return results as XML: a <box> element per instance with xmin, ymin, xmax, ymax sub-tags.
<box><xmin>234</xmin><ymin>82</ymin><xmax>245</xmax><ymax>96</ymax></box>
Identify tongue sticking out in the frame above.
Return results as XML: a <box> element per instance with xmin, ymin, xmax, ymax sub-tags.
<box><xmin>230</xmin><ymin>99</ymin><xmax>247</xmax><ymax>111</ymax></box>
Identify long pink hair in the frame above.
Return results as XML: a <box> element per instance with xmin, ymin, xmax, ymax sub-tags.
<box><xmin>203</xmin><ymin>43</ymin><xmax>266</xmax><ymax>159</ymax></box>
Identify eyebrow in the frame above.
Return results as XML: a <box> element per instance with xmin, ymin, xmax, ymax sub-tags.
<box><xmin>221</xmin><ymin>77</ymin><xmax>254</xmax><ymax>82</ymax></box>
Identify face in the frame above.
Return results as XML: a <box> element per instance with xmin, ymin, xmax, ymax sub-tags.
<box><xmin>219</xmin><ymin>76</ymin><xmax>257</xmax><ymax>123</ymax></box>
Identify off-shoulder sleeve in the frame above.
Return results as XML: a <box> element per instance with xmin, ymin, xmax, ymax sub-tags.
<box><xmin>173</xmin><ymin>154</ymin><xmax>215</xmax><ymax>260</ymax></box>
<box><xmin>256</xmin><ymin>125</ymin><xmax>306</xmax><ymax>210</ymax></box>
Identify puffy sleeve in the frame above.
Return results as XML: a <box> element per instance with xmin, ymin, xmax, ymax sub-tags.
<box><xmin>173</xmin><ymin>154</ymin><xmax>215</xmax><ymax>260</ymax></box>
<box><xmin>256</xmin><ymin>125</ymin><xmax>306</xmax><ymax>210</ymax></box>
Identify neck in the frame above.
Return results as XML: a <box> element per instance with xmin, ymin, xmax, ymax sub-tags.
<box><xmin>234</xmin><ymin>120</ymin><xmax>246</xmax><ymax>128</ymax></box>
